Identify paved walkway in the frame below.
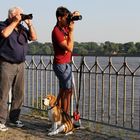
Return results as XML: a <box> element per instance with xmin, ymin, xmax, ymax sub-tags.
<box><xmin>0</xmin><ymin>115</ymin><xmax>139</xmax><ymax>140</ymax></box>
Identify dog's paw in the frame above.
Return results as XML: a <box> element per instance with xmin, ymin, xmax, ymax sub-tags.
<box><xmin>65</xmin><ymin>131</ymin><xmax>73</xmax><ymax>135</ymax></box>
<box><xmin>48</xmin><ymin>131</ymin><xmax>57</xmax><ymax>136</ymax></box>
<box><xmin>47</xmin><ymin>127</ymin><xmax>53</xmax><ymax>132</ymax></box>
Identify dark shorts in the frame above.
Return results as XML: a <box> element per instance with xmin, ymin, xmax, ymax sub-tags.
<box><xmin>53</xmin><ymin>63</ymin><xmax>72</xmax><ymax>89</ymax></box>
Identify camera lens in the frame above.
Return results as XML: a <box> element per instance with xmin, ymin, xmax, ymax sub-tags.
<box><xmin>21</xmin><ymin>14</ymin><xmax>33</xmax><ymax>21</ymax></box>
<box><xmin>71</xmin><ymin>15</ymin><xmax>82</xmax><ymax>21</ymax></box>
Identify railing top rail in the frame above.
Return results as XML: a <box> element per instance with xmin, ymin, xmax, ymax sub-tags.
<box><xmin>27</xmin><ymin>54</ymin><xmax>140</xmax><ymax>57</ymax></box>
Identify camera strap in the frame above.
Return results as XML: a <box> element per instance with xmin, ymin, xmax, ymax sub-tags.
<box><xmin>56</xmin><ymin>25</ymin><xmax>68</xmax><ymax>37</ymax></box>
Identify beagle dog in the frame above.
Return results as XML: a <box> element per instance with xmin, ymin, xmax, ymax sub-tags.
<box><xmin>43</xmin><ymin>94</ymin><xmax>74</xmax><ymax>136</ymax></box>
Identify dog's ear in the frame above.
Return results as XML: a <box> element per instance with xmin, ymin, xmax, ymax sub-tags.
<box><xmin>49</xmin><ymin>95</ymin><xmax>57</xmax><ymax>107</ymax></box>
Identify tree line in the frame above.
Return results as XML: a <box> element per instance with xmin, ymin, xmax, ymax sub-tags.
<box><xmin>28</xmin><ymin>41</ymin><xmax>140</xmax><ymax>56</ymax></box>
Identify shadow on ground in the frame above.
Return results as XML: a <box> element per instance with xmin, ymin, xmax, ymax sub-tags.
<box><xmin>0</xmin><ymin>115</ymin><xmax>134</xmax><ymax>140</ymax></box>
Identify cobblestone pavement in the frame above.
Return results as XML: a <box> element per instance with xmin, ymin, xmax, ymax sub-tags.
<box><xmin>0</xmin><ymin>115</ymin><xmax>139</xmax><ymax>140</ymax></box>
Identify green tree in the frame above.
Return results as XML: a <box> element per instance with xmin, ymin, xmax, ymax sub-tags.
<box><xmin>128</xmin><ymin>46</ymin><xmax>137</xmax><ymax>55</ymax></box>
<box><xmin>123</xmin><ymin>42</ymin><xmax>135</xmax><ymax>53</ymax></box>
<box><xmin>78</xmin><ymin>46</ymin><xmax>88</xmax><ymax>55</ymax></box>
<box><xmin>135</xmin><ymin>42</ymin><xmax>140</xmax><ymax>53</ymax></box>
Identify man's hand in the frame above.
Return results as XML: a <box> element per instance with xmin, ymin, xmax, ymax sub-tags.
<box><xmin>68</xmin><ymin>11</ymin><xmax>81</xmax><ymax>32</ymax></box>
<box><xmin>24</xmin><ymin>19</ymin><xmax>33</xmax><ymax>27</ymax></box>
<box><xmin>72</xmin><ymin>11</ymin><xmax>80</xmax><ymax>17</ymax></box>
<box><xmin>11</xmin><ymin>14</ymin><xmax>21</xmax><ymax>25</ymax></box>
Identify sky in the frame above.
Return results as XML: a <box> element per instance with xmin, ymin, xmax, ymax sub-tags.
<box><xmin>1</xmin><ymin>0</ymin><xmax>140</xmax><ymax>43</ymax></box>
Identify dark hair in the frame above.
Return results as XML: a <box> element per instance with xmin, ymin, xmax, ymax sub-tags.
<box><xmin>56</xmin><ymin>6</ymin><xmax>71</xmax><ymax>19</ymax></box>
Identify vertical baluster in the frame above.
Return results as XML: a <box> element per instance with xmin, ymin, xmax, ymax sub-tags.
<box><xmin>88</xmin><ymin>70</ymin><xmax>91</xmax><ymax>120</ymax></box>
<box><xmin>123</xmin><ymin>57</ymin><xmax>127</xmax><ymax>127</ymax></box>
<box><xmin>101</xmin><ymin>71</ymin><xmax>104</xmax><ymax>122</ymax></box>
<box><xmin>83</xmin><ymin>57</ymin><xmax>85</xmax><ymax>118</ymax></box>
<box><xmin>131</xmin><ymin>74</ymin><xmax>134</xmax><ymax>129</ymax></box>
<box><xmin>36</xmin><ymin>64</ymin><xmax>39</xmax><ymax>108</ymax></box>
<box><xmin>115</xmin><ymin>72</ymin><xmax>119</xmax><ymax>125</ymax></box>
<box><xmin>31</xmin><ymin>56</ymin><xmax>35</xmax><ymax>108</ymax></box>
<box><xmin>95</xmin><ymin>56</ymin><xmax>98</xmax><ymax>121</ymax></box>
<box><xmin>108</xmin><ymin>57</ymin><xmax>112</xmax><ymax>124</ymax></box>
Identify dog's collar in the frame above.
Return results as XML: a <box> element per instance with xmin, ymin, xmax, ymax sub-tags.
<box><xmin>46</xmin><ymin>101</ymin><xmax>58</xmax><ymax>111</ymax></box>
<box><xmin>47</xmin><ymin>106</ymin><xmax>55</xmax><ymax>111</ymax></box>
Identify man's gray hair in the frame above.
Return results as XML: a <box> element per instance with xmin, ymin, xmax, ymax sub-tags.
<box><xmin>8</xmin><ymin>6</ymin><xmax>23</xmax><ymax>18</ymax></box>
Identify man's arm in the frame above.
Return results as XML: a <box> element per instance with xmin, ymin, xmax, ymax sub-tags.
<box><xmin>59</xmin><ymin>27</ymin><xmax>74</xmax><ymax>52</ymax></box>
<box><xmin>1</xmin><ymin>16</ymin><xmax>20</xmax><ymax>38</ymax></box>
<box><xmin>25</xmin><ymin>19</ymin><xmax>37</xmax><ymax>41</ymax></box>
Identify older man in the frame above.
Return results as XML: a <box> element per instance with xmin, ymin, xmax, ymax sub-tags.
<box><xmin>0</xmin><ymin>6</ymin><xmax>37</xmax><ymax>131</ymax></box>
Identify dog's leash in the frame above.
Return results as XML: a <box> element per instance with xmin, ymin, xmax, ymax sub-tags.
<box><xmin>73</xmin><ymin>57</ymin><xmax>84</xmax><ymax>124</ymax></box>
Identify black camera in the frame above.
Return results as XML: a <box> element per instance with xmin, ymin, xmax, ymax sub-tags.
<box><xmin>21</xmin><ymin>14</ymin><xmax>33</xmax><ymax>21</ymax></box>
<box><xmin>67</xmin><ymin>14</ymin><xmax>82</xmax><ymax>23</ymax></box>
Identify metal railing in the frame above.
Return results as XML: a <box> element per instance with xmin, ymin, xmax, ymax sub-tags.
<box><xmin>23</xmin><ymin>55</ymin><xmax>140</xmax><ymax>132</ymax></box>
